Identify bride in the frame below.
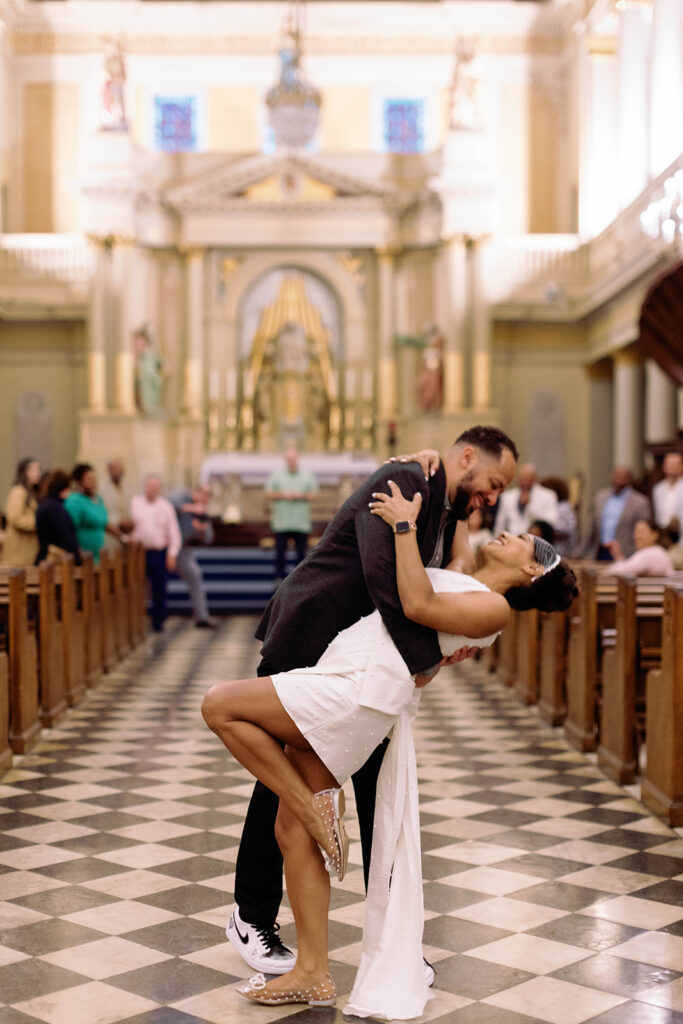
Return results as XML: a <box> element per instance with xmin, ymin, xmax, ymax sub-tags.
<box><xmin>201</xmin><ymin>480</ymin><xmax>578</xmax><ymax>1019</ymax></box>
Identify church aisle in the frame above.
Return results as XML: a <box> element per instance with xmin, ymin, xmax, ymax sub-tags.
<box><xmin>1</xmin><ymin>619</ymin><xmax>682</xmax><ymax>1024</ymax></box>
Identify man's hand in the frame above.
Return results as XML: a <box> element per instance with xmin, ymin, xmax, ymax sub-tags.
<box><xmin>414</xmin><ymin>672</ymin><xmax>436</xmax><ymax>688</ymax></box>
<box><xmin>166</xmin><ymin>554</ymin><xmax>176</xmax><ymax>572</ymax></box>
<box><xmin>385</xmin><ymin>448</ymin><xmax>441</xmax><ymax>481</ymax></box>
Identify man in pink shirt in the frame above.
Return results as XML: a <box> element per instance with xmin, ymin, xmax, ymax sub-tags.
<box><xmin>130</xmin><ymin>474</ymin><xmax>182</xmax><ymax>632</ymax></box>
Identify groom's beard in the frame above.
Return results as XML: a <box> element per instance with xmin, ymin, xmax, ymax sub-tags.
<box><xmin>451</xmin><ymin>483</ymin><xmax>475</xmax><ymax>521</ymax></box>
<box><xmin>451</xmin><ymin>468</ymin><xmax>485</xmax><ymax>521</ymax></box>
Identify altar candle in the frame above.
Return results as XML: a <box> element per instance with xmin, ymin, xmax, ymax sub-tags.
<box><xmin>345</xmin><ymin>369</ymin><xmax>356</xmax><ymax>400</ymax></box>
<box><xmin>209</xmin><ymin>370</ymin><xmax>219</xmax><ymax>402</ymax></box>
<box><xmin>226</xmin><ymin>368</ymin><xmax>237</xmax><ymax>401</ymax></box>
<box><xmin>362</xmin><ymin>369</ymin><xmax>373</xmax><ymax>400</ymax></box>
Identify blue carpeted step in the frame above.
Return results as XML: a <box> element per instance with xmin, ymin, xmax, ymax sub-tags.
<box><xmin>166</xmin><ymin>546</ymin><xmax>298</xmax><ymax>614</ymax></box>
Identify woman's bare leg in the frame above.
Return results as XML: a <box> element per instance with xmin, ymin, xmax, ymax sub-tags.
<box><xmin>256</xmin><ymin>745</ymin><xmax>338</xmax><ymax>997</ymax></box>
<box><xmin>201</xmin><ymin>677</ymin><xmax>338</xmax><ymax>863</ymax></box>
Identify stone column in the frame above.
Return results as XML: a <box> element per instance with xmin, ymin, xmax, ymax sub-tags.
<box><xmin>579</xmin><ymin>40</ymin><xmax>619</xmax><ymax>236</ymax></box>
<box><xmin>617</xmin><ymin>3</ymin><xmax>649</xmax><ymax>210</ymax></box>
<box><xmin>183</xmin><ymin>248</ymin><xmax>205</xmax><ymax>420</ymax></box>
<box><xmin>649</xmin><ymin>0</ymin><xmax>683</xmax><ymax>176</ymax></box>
<box><xmin>613</xmin><ymin>349</ymin><xmax>644</xmax><ymax>474</ymax></box>
<box><xmin>469</xmin><ymin>238</ymin><xmax>491</xmax><ymax>409</ymax></box>
<box><xmin>645</xmin><ymin>360</ymin><xmax>678</xmax><ymax>443</ymax></box>
<box><xmin>87</xmin><ymin>237</ymin><xmax>110</xmax><ymax>413</ymax></box>
<box><xmin>112</xmin><ymin>239</ymin><xmax>139</xmax><ymax>415</ymax></box>
<box><xmin>376</xmin><ymin>248</ymin><xmax>397</xmax><ymax>420</ymax></box>
<box><xmin>436</xmin><ymin>236</ymin><xmax>466</xmax><ymax>413</ymax></box>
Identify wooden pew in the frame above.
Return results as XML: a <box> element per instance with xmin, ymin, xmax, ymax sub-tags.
<box><xmin>0</xmin><ymin>563</ymin><xmax>66</xmax><ymax>730</ymax></box>
<box><xmin>597</xmin><ymin>577</ymin><xmax>665</xmax><ymax>784</ymax></box>
<box><xmin>54</xmin><ymin>555</ymin><xmax>87</xmax><ymax>706</ymax></box>
<box><xmin>96</xmin><ymin>550</ymin><xmax>116</xmax><ymax>672</ymax></box>
<box><xmin>496</xmin><ymin>609</ymin><xmax>518</xmax><ymax>688</ymax></box>
<box><xmin>25</xmin><ymin>562</ymin><xmax>67</xmax><ymax>727</ymax></box>
<box><xmin>0</xmin><ymin>570</ymin><xmax>40</xmax><ymax>753</ymax></box>
<box><xmin>641</xmin><ymin>584</ymin><xmax>683</xmax><ymax>826</ymax></box>
<box><xmin>0</xmin><ymin>647</ymin><xmax>11</xmax><ymax>772</ymax></box>
<box><xmin>102</xmin><ymin>548</ymin><xmax>128</xmax><ymax>661</ymax></box>
<box><xmin>515</xmin><ymin>608</ymin><xmax>539</xmax><ymax>705</ymax></box>
<box><xmin>74</xmin><ymin>553</ymin><xmax>102</xmax><ymax>689</ymax></box>
<box><xmin>129</xmin><ymin>543</ymin><xmax>147</xmax><ymax>645</ymax></box>
<box><xmin>538</xmin><ymin>605</ymin><xmax>572</xmax><ymax>727</ymax></box>
<box><xmin>564</xmin><ymin>570</ymin><xmax>618</xmax><ymax>752</ymax></box>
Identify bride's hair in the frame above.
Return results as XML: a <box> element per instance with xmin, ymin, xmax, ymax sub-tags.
<box><xmin>504</xmin><ymin>560</ymin><xmax>578</xmax><ymax>613</ymax></box>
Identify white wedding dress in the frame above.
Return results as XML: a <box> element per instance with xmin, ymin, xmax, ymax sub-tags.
<box><xmin>271</xmin><ymin>568</ymin><xmax>498</xmax><ymax>1021</ymax></box>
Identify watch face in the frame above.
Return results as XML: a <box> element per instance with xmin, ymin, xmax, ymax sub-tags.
<box><xmin>395</xmin><ymin>520</ymin><xmax>411</xmax><ymax>534</ymax></box>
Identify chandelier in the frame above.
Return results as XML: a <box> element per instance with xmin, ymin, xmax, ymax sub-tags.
<box><xmin>640</xmin><ymin>170</ymin><xmax>683</xmax><ymax>244</ymax></box>
<box><xmin>265</xmin><ymin>1</ymin><xmax>321</xmax><ymax>151</ymax></box>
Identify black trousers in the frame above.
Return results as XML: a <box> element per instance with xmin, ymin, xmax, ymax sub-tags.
<box><xmin>273</xmin><ymin>531</ymin><xmax>309</xmax><ymax>580</ymax></box>
<box><xmin>233</xmin><ymin>657</ymin><xmax>389</xmax><ymax>928</ymax></box>
<box><xmin>145</xmin><ymin>548</ymin><xmax>168</xmax><ymax>631</ymax></box>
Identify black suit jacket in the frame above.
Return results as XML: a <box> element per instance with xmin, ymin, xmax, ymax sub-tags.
<box><xmin>256</xmin><ymin>462</ymin><xmax>456</xmax><ymax>676</ymax></box>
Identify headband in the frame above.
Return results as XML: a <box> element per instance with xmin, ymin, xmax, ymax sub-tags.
<box><xmin>532</xmin><ymin>536</ymin><xmax>561</xmax><ymax>577</ymax></box>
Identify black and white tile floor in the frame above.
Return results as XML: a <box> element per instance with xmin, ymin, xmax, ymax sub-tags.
<box><xmin>1</xmin><ymin>617</ymin><xmax>682</xmax><ymax>1024</ymax></box>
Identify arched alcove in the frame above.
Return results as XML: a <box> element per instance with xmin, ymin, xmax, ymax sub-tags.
<box><xmin>639</xmin><ymin>261</ymin><xmax>683</xmax><ymax>386</ymax></box>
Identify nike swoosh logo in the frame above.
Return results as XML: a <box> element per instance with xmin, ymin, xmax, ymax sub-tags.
<box><xmin>233</xmin><ymin>919</ymin><xmax>250</xmax><ymax>945</ymax></box>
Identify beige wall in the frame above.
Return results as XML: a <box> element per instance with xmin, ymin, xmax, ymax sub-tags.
<box><xmin>319</xmin><ymin>87</ymin><xmax>372</xmax><ymax>151</ymax></box>
<box><xmin>0</xmin><ymin>321</ymin><xmax>87</xmax><ymax>501</ymax></box>
<box><xmin>23</xmin><ymin>84</ymin><xmax>79</xmax><ymax>233</ymax></box>
<box><xmin>492</xmin><ymin>321</ymin><xmax>593</xmax><ymax>490</ymax></box>
<box><xmin>209</xmin><ymin>87</ymin><xmax>261</xmax><ymax>152</ymax></box>
<box><xmin>496</xmin><ymin>81</ymin><xmax>560</xmax><ymax>233</ymax></box>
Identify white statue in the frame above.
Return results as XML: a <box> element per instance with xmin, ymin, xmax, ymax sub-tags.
<box><xmin>101</xmin><ymin>42</ymin><xmax>127</xmax><ymax>131</ymax></box>
<box><xmin>449</xmin><ymin>39</ymin><xmax>479</xmax><ymax>131</ymax></box>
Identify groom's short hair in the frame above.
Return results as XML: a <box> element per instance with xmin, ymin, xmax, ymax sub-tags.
<box><xmin>455</xmin><ymin>425</ymin><xmax>519</xmax><ymax>462</ymax></box>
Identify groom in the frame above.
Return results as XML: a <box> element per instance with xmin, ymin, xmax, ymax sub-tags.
<box><xmin>227</xmin><ymin>425</ymin><xmax>518</xmax><ymax>975</ymax></box>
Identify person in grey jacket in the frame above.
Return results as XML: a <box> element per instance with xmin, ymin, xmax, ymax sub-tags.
<box><xmin>578</xmin><ymin>466</ymin><xmax>651</xmax><ymax>560</ymax></box>
<box><xmin>169</xmin><ymin>483</ymin><xmax>214</xmax><ymax>628</ymax></box>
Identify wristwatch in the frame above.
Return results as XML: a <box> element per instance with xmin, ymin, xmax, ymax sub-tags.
<box><xmin>393</xmin><ymin>520</ymin><xmax>417</xmax><ymax>534</ymax></box>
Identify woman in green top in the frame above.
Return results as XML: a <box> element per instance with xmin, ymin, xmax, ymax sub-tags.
<box><xmin>64</xmin><ymin>464</ymin><xmax>109</xmax><ymax>563</ymax></box>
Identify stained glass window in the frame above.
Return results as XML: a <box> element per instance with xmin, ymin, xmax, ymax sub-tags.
<box><xmin>153</xmin><ymin>96</ymin><xmax>198</xmax><ymax>152</ymax></box>
<box><xmin>383</xmin><ymin>99</ymin><xmax>424</xmax><ymax>154</ymax></box>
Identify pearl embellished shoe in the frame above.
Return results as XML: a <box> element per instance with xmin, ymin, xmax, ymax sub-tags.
<box><xmin>312</xmin><ymin>787</ymin><xmax>349</xmax><ymax>882</ymax></box>
<box><xmin>237</xmin><ymin>971</ymin><xmax>336</xmax><ymax>1006</ymax></box>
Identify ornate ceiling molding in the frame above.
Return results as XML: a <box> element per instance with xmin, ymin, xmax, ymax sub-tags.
<box><xmin>9</xmin><ymin>31</ymin><xmax>563</xmax><ymax>57</ymax></box>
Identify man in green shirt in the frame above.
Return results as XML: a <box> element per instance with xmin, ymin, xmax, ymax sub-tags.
<box><xmin>265</xmin><ymin>448</ymin><xmax>318</xmax><ymax>583</ymax></box>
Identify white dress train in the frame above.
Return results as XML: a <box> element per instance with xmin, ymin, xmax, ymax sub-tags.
<box><xmin>271</xmin><ymin>568</ymin><xmax>498</xmax><ymax>1021</ymax></box>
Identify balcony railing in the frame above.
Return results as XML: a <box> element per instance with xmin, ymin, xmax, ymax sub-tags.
<box><xmin>0</xmin><ymin>234</ymin><xmax>92</xmax><ymax>281</ymax></box>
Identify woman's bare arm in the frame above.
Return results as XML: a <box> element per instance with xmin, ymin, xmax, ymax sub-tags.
<box><xmin>370</xmin><ymin>481</ymin><xmax>509</xmax><ymax>638</ymax></box>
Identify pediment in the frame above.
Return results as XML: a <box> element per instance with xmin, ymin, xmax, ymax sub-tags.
<box><xmin>164</xmin><ymin>153</ymin><xmax>412</xmax><ymax>212</ymax></box>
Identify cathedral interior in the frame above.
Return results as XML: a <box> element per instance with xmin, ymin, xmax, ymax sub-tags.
<box><xmin>1</xmin><ymin>5</ymin><xmax>683</xmax><ymax>1024</ymax></box>
<box><xmin>0</xmin><ymin>0</ymin><xmax>681</xmax><ymax>517</ymax></box>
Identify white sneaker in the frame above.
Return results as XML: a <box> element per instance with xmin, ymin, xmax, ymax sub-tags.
<box><xmin>423</xmin><ymin>958</ymin><xmax>435</xmax><ymax>987</ymax></box>
<box><xmin>227</xmin><ymin>908</ymin><xmax>296</xmax><ymax>975</ymax></box>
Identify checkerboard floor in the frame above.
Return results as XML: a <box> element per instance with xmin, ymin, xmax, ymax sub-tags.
<box><xmin>1</xmin><ymin>617</ymin><xmax>683</xmax><ymax>1024</ymax></box>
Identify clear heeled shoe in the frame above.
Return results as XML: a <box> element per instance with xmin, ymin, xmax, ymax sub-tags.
<box><xmin>237</xmin><ymin>971</ymin><xmax>336</xmax><ymax>1006</ymax></box>
<box><xmin>312</xmin><ymin>786</ymin><xmax>349</xmax><ymax>882</ymax></box>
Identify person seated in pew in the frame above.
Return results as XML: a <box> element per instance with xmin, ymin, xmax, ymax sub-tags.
<box><xmin>601</xmin><ymin>518</ymin><xmax>674</xmax><ymax>577</ymax></box>
<box><xmin>36</xmin><ymin>470</ymin><xmax>81</xmax><ymax>565</ymax></box>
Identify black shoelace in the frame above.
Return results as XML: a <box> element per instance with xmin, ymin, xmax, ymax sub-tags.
<box><xmin>257</xmin><ymin>922</ymin><xmax>289</xmax><ymax>953</ymax></box>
